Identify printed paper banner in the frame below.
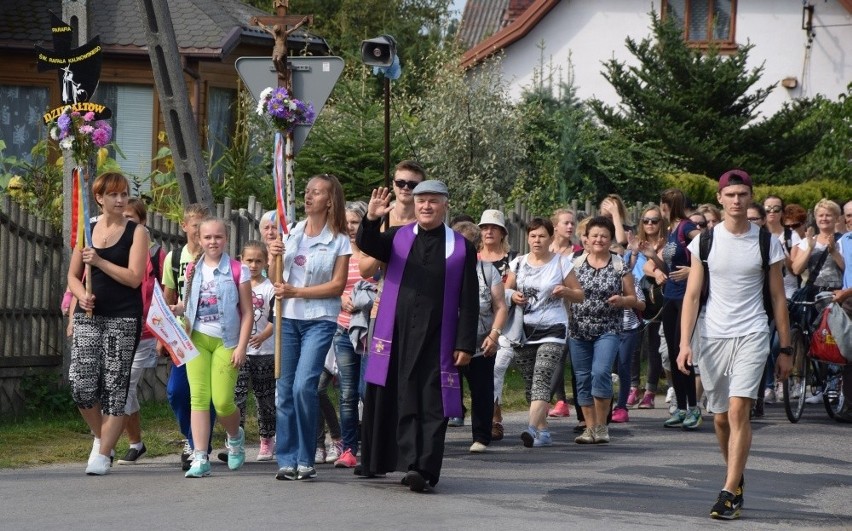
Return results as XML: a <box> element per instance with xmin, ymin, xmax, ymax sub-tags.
<box><xmin>146</xmin><ymin>282</ymin><xmax>199</xmax><ymax>367</ymax></box>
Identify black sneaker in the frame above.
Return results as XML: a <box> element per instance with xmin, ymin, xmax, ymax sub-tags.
<box><xmin>117</xmin><ymin>444</ymin><xmax>147</xmax><ymax>465</ymax></box>
<box><xmin>710</xmin><ymin>490</ymin><xmax>741</xmax><ymax>520</ymax></box>
<box><xmin>217</xmin><ymin>451</ymin><xmax>229</xmax><ymax>464</ymax></box>
<box><xmin>735</xmin><ymin>475</ymin><xmax>744</xmax><ymax>508</ymax></box>
<box><xmin>180</xmin><ymin>441</ymin><xmax>193</xmax><ymax>472</ymax></box>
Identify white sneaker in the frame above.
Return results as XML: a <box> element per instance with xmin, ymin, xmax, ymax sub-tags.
<box><xmin>764</xmin><ymin>388</ymin><xmax>776</xmax><ymax>404</ymax></box>
<box><xmin>88</xmin><ymin>441</ymin><xmax>101</xmax><ymax>466</ymax></box>
<box><xmin>805</xmin><ymin>391</ymin><xmax>824</xmax><ymax>404</ymax></box>
<box><xmin>469</xmin><ymin>441</ymin><xmax>487</xmax><ymax>453</ymax></box>
<box><xmin>85</xmin><ymin>454</ymin><xmax>111</xmax><ymax>476</ymax></box>
<box><xmin>665</xmin><ymin>387</ymin><xmax>675</xmax><ymax>404</ymax></box>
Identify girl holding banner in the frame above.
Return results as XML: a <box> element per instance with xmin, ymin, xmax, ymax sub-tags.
<box><xmin>67</xmin><ymin>172</ymin><xmax>149</xmax><ymax>476</ymax></box>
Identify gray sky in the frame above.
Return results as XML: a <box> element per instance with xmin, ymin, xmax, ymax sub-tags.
<box><xmin>451</xmin><ymin>0</ymin><xmax>467</xmax><ymax>18</ymax></box>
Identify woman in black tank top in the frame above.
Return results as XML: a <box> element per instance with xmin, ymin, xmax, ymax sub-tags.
<box><xmin>66</xmin><ymin>172</ymin><xmax>149</xmax><ymax>476</ymax></box>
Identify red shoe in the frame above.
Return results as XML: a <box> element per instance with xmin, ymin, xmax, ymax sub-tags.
<box><xmin>547</xmin><ymin>400</ymin><xmax>571</xmax><ymax>417</ymax></box>
<box><xmin>626</xmin><ymin>387</ymin><xmax>641</xmax><ymax>407</ymax></box>
<box><xmin>334</xmin><ymin>448</ymin><xmax>357</xmax><ymax>468</ymax></box>
<box><xmin>611</xmin><ymin>407</ymin><xmax>629</xmax><ymax>423</ymax></box>
<box><xmin>638</xmin><ymin>391</ymin><xmax>656</xmax><ymax>409</ymax></box>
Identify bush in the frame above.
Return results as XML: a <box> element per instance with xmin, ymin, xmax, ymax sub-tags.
<box><xmin>18</xmin><ymin>372</ymin><xmax>76</xmax><ymax>417</ymax></box>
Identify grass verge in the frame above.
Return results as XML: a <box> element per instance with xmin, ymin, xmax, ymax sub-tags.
<box><xmin>0</xmin><ymin>367</ymin><xmax>587</xmax><ymax>469</ymax></box>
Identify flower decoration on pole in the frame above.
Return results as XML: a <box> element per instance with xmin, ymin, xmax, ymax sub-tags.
<box><xmin>256</xmin><ymin>87</ymin><xmax>315</xmax><ymax>132</ymax></box>
<box><xmin>49</xmin><ymin>106</ymin><xmax>113</xmax><ymax>166</ymax></box>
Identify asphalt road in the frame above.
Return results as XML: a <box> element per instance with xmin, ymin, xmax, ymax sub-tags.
<box><xmin>1</xmin><ymin>398</ymin><xmax>850</xmax><ymax>530</ymax></box>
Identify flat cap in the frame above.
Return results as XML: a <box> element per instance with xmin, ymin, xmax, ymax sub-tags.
<box><xmin>412</xmin><ymin>180</ymin><xmax>449</xmax><ymax>196</ymax></box>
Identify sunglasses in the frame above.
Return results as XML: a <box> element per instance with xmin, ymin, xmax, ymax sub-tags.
<box><xmin>784</xmin><ymin>222</ymin><xmax>802</xmax><ymax>229</ymax></box>
<box><xmin>394</xmin><ymin>179</ymin><xmax>420</xmax><ymax>190</ymax></box>
<box><xmin>747</xmin><ymin>217</ymin><xmax>762</xmax><ymax>222</ymax></box>
<box><xmin>642</xmin><ymin>218</ymin><xmax>661</xmax><ymax>225</ymax></box>
<box><xmin>693</xmin><ymin>221</ymin><xmax>708</xmax><ymax>228</ymax></box>
<box><xmin>764</xmin><ymin>205</ymin><xmax>783</xmax><ymax>213</ymax></box>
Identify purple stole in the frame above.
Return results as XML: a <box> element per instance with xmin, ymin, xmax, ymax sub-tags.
<box><xmin>364</xmin><ymin>223</ymin><xmax>466</xmax><ymax>418</ymax></box>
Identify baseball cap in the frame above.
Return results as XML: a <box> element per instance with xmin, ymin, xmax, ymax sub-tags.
<box><xmin>718</xmin><ymin>169</ymin><xmax>753</xmax><ymax>192</ymax></box>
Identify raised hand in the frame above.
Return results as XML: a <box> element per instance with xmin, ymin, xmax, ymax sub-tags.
<box><xmin>367</xmin><ymin>187</ymin><xmax>393</xmax><ymax>221</ymax></box>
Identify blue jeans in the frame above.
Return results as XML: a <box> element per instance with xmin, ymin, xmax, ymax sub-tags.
<box><xmin>333</xmin><ymin>325</ymin><xmax>362</xmax><ymax>455</ymax></box>
<box><xmin>275</xmin><ymin>318</ymin><xmax>337</xmax><ymax>469</ymax></box>
<box><xmin>166</xmin><ymin>362</ymin><xmax>215</xmax><ymax>452</ymax></box>
<box><xmin>616</xmin><ymin>328</ymin><xmax>642</xmax><ymax>409</ymax></box>
<box><xmin>569</xmin><ymin>333</ymin><xmax>620</xmax><ymax>407</ymax></box>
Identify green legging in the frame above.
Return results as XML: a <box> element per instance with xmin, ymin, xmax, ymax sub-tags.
<box><xmin>187</xmin><ymin>330</ymin><xmax>239</xmax><ymax>416</ymax></box>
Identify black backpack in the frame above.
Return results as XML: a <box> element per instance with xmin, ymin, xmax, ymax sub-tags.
<box><xmin>698</xmin><ymin>226</ymin><xmax>773</xmax><ymax>323</ymax></box>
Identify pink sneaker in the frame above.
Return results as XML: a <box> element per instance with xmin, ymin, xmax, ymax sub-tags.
<box><xmin>611</xmin><ymin>407</ymin><xmax>629</xmax><ymax>423</ymax></box>
<box><xmin>334</xmin><ymin>448</ymin><xmax>357</xmax><ymax>468</ymax></box>
<box><xmin>638</xmin><ymin>391</ymin><xmax>656</xmax><ymax>409</ymax></box>
<box><xmin>626</xmin><ymin>387</ymin><xmax>641</xmax><ymax>407</ymax></box>
<box><xmin>257</xmin><ymin>437</ymin><xmax>273</xmax><ymax>462</ymax></box>
<box><xmin>547</xmin><ymin>400</ymin><xmax>571</xmax><ymax>417</ymax></box>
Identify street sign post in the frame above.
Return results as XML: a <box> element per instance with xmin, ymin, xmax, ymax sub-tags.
<box><xmin>235</xmin><ymin>56</ymin><xmax>344</xmax><ymax>155</ymax></box>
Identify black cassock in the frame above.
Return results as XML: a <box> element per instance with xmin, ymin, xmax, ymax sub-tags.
<box><xmin>356</xmin><ymin>217</ymin><xmax>478</xmax><ymax>486</ymax></box>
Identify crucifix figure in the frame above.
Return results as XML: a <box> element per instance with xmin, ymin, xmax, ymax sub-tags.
<box><xmin>251</xmin><ymin>0</ymin><xmax>313</xmax><ymax>88</ymax></box>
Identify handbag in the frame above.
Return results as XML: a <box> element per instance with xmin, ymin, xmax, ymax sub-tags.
<box><xmin>810</xmin><ymin>303</ymin><xmax>848</xmax><ymax>365</ymax></box>
<box><xmin>825</xmin><ymin>302</ymin><xmax>852</xmax><ymax>362</ymax></box>
<box><xmin>640</xmin><ymin>275</ymin><xmax>665</xmax><ymax>322</ymax></box>
<box><xmin>503</xmin><ymin>301</ymin><xmax>526</xmax><ymax>347</ymax></box>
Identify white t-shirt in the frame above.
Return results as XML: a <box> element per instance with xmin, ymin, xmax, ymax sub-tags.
<box><xmin>775</xmin><ymin>228</ymin><xmax>801</xmax><ymax>298</ymax></box>
<box><xmin>248</xmin><ymin>278</ymin><xmax>275</xmax><ymax>356</ymax></box>
<box><xmin>195</xmin><ymin>262</ymin><xmax>251</xmax><ymax>338</ymax></box>
<box><xmin>509</xmin><ymin>253</ymin><xmax>573</xmax><ymax>344</ymax></box>
<box><xmin>688</xmin><ymin>224</ymin><xmax>785</xmax><ymax>338</ymax></box>
<box><xmin>796</xmin><ymin>237</ymin><xmax>844</xmax><ymax>289</ymax></box>
<box><xmin>282</xmin><ymin>232</ymin><xmax>351</xmax><ymax>322</ymax></box>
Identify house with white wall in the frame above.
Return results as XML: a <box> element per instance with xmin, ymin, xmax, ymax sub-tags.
<box><xmin>461</xmin><ymin>0</ymin><xmax>852</xmax><ymax>117</ymax></box>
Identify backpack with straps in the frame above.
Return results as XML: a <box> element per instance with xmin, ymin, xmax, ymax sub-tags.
<box><xmin>698</xmin><ymin>226</ymin><xmax>773</xmax><ymax>322</ymax></box>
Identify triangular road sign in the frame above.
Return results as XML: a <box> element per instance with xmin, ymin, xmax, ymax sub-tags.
<box><xmin>236</xmin><ymin>56</ymin><xmax>344</xmax><ymax>155</ymax></box>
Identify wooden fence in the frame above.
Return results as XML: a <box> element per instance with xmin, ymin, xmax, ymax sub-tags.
<box><xmin>0</xmin><ymin>195</ymin><xmax>271</xmax><ymax>415</ymax></box>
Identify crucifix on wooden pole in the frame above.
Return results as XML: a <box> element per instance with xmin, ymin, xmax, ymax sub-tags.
<box><xmin>251</xmin><ymin>0</ymin><xmax>312</xmax><ymax>378</ymax></box>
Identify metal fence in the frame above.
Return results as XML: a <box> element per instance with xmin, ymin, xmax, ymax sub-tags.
<box><xmin>0</xmin><ymin>195</ymin><xmax>270</xmax><ymax>415</ymax></box>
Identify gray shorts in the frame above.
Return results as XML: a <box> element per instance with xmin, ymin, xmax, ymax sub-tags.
<box><xmin>698</xmin><ymin>332</ymin><xmax>769</xmax><ymax>414</ymax></box>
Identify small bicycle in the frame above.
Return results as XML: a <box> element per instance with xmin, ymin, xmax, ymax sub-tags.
<box><xmin>783</xmin><ymin>292</ymin><xmax>848</xmax><ymax>423</ymax></box>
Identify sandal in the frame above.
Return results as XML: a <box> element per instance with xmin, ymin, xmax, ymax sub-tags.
<box><xmin>491</xmin><ymin>422</ymin><xmax>504</xmax><ymax>441</ymax></box>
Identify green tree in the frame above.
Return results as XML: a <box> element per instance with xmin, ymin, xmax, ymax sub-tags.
<box><xmin>410</xmin><ymin>53</ymin><xmax>526</xmax><ymax>216</ymax></box>
<box><xmin>589</xmin><ymin>11</ymin><xmax>774</xmax><ymax>180</ymax></box>
<box><xmin>514</xmin><ymin>54</ymin><xmax>664</xmax><ymax>214</ymax></box>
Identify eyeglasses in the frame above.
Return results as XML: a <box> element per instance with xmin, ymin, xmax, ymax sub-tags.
<box><xmin>394</xmin><ymin>179</ymin><xmax>420</xmax><ymax>190</ymax></box>
<box><xmin>747</xmin><ymin>217</ymin><xmax>762</xmax><ymax>222</ymax></box>
<box><xmin>642</xmin><ymin>218</ymin><xmax>661</xmax><ymax>225</ymax></box>
<box><xmin>764</xmin><ymin>205</ymin><xmax>783</xmax><ymax>213</ymax></box>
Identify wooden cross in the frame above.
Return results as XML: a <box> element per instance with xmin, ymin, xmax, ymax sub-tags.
<box><xmin>251</xmin><ymin>0</ymin><xmax>313</xmax><ymax>89</ymax></box>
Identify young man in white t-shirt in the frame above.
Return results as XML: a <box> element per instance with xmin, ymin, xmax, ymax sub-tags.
<box><xmin>678</xmin><ymin>169</ymin><xmax>792</xmax><ymax>520</ymax></box>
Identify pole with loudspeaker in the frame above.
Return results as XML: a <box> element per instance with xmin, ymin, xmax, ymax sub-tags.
<box><xmin>360</xmin><ymin>35</ymin><xmax>400</xmax><ymax>190</ymax></box>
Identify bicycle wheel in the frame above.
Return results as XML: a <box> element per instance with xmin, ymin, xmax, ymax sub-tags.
<box><xmin>783</xmin><ymin>328</ymin><xmax>808</xmax><ymax>423</ymax></box>
<box><xmin>822</xmin><ymin>364</ymin><xmax>849</xmax><ymax>421</ymax></box>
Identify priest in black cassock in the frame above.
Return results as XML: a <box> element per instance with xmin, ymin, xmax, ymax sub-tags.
<box><xmin>355</xmin><ymin>180</ymin><xmax>478</xmax><ymax>492</ymax></box>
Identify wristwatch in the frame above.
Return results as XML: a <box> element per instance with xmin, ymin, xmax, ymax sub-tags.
<box><xmin>778</xmin><ymin>346</ymin><xmax>794</xmax><ymax>356</ymax></box>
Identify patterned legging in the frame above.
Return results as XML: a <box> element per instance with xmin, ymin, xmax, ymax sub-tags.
<box><xmin>513</xmin><ymin>342</ymin><xmax>563</xmax><ymax>403</ymax></box>
<box><xmin>70</xmin><ymin>314</ymin><xmax>141</xmax><ymax>416</ymax></box>
<box><xmin>234</xmin><ymin>354</ymin><xmax>277</xmax><ymax>439</ymax></box>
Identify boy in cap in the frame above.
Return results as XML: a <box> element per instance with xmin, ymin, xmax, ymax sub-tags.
<box><xmin>678</xmin><ymin>169</ymin><xmax>792</xmax><ymax>520</ymax></box>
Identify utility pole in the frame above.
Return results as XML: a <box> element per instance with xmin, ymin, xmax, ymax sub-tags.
<box><xmin>135</xmin><ymin>0</ymin><xmax>213</xmax><ymax>209</ymax></box>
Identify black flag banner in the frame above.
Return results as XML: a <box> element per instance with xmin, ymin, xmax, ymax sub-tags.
<box><xmin>36</xmin><ymin>11</ymin><xmax>111</xmax><ymax>122</ymax></box>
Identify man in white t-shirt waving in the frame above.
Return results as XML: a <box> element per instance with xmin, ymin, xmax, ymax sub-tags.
<box><xmin>678</xmin><ymin>169</ymin><xmax>792</xmax><ymax>521</ymax></box>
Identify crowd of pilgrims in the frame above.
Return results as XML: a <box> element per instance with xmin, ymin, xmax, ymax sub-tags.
<box><xmin>64</xmin><ymin>164</ymin><xmax>849</xmax><ymax>487</ymax></box>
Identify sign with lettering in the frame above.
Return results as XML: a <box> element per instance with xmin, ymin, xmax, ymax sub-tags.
<box><xmin>36</xmin><ymin>11</ymin><xmax>111</xmax><ymax>122</ymax></box>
